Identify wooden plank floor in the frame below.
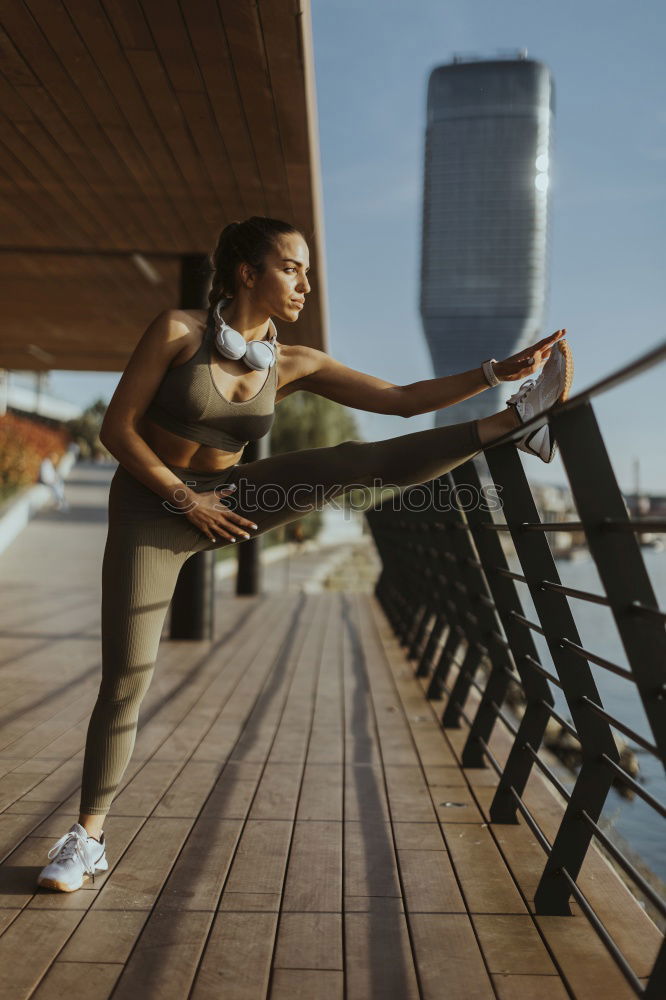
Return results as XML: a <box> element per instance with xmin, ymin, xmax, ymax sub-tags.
<box><xmin>0</xmin><ymin>465</ymin><xmax>659</xmax><ymax>998</ymax></box>
<box><xmin>1</xmin><ymin>584</ymin><xmax>657</xmax><ymax>998</ymax></box>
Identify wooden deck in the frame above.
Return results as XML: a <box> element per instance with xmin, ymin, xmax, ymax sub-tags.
<box><xmin>0</xmin><ymin>463</ymin><xmax>659</xmax><ymax>998</ymax></box>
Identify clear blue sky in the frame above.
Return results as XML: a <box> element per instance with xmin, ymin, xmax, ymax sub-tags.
<box><xmin>49</xmin><ymin>0</ymin><xmax>665</xmax><ymax>492</ymax></box>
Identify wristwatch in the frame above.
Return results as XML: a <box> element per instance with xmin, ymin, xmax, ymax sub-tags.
<box><xmin>482</xmin><ymin>358</ymin><xmax>500</xmax><ymax>388</ymax></box>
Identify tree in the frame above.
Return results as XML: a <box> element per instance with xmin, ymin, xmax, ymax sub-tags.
<box><xmin>270</xmin><ymin>389</ymin><xmax>360</xmax><ymax>453</ymax></box>
<box><xmin>65</xmin><ymin>398</ymin><xmax>111</xmax><ymax>460</ymax></box>
<box><xmin>266</xmin><ymin>390</ymin><xmax>361</xmax><ymax>543</ymax></box>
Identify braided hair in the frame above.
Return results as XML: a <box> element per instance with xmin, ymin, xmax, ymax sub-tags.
<box><xmin>207</xmin><ymin>216</ymin><xmax>304</xmax><ymax>327</ymax></box>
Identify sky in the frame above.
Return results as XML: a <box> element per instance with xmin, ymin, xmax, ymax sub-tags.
<box><xmin>46</xmin><ymin>0</ymin><xmax>665</xmax><ymax>492</ymax></box>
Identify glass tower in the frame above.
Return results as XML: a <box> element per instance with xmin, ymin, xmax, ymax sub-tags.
<box><xmin>419</xmin><ymin>55</ymin><xmax>555</xmax><ymax>424</ymax></box>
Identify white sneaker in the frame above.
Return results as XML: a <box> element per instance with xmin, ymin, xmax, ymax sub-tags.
<box><xmin>507</xmin><ymin>340</ymin><xmax>574</xmax><ymax>463</ymax></box>
<box><xmin>36</xmin><ymin>822</ymin><xmax>108</xmax><ymax>892</ymax></box>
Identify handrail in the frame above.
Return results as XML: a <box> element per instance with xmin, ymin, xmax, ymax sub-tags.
<box><xmin>364</xmin><ymin>342</ymin><xmax>666</xmax><ymax>998</ymax></box>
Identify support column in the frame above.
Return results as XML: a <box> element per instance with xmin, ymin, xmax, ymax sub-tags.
<box><xmin>235</xmin><ymin>435</ymin><xmax>269</xmax><ymax>595</ymax></box>
<box><xmin>169</xmin><ymin>254</ymin><xmax>215</xmax><ymax>640</ymax></box>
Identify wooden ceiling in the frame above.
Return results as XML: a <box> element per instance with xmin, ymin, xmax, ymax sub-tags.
<box><xmin>0</xmin><ymin>0</ymin><xmax>328</xmax><ymax>372</ymax></box>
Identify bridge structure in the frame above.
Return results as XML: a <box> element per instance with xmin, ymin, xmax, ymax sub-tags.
<box><xmin>0</xmin><ymin>0</ymin><xmax>663</xmax><ymax>995</ymax></box>
<box><xmin>0</xmin><ymin>345</ymin><xmax>664</xmax><ymax>998</ymax></box>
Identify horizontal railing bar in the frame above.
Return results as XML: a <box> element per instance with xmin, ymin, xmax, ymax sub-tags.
<box><xmin>580</xmin><ymin>812</ymin><xmax>666</xmax><ymax>918</ymax></box>
<box><xmin>601</xmin><ymin>518</ymin><xmax>666</xmax><ymax>532</ymax></box>
<box><xmin>494</xmin><ymin>567</ymin><xmax>614</xmax><ymax>610</ymax></box>
<box><xmin>451</xmin><ymin>694</ymin><xmax>506</xmax><ymax>731</ymax></box>
<box><xmin>466</xmin><ymin>674</ymin><xmax>486</xmax><ymax>697</ymax></box>
<box><xmin>475</xmin><ymin>735</ymin><xmax>504</xmax><ymax>777</ymax></box>
<box><xmin>481</xmin><ymin>699</ymin><xmax>520</xmax><ymax>737</ymax></box>
<box><xmin>541</xmin><ymin>702</ymin><xmax>579</xmax><ymax>741</ymax></box>
<box><xmin>510</xmin><ymin>619</ymin><xmax>636</xmax><ymax>685</ymax></box>
<box><xmin>559</xmin><ymin>869</ymin><xmax>644</xmax><ymax>996</ymax></box>
<box><xmin>628</xmin><ymin>601</ymin><xmax>666</xmax><ymax>623</ymax></box>
<box><xmin>523</xmin><ymin>653</ymin><xmax>563</xmax><ymax>688</ymax></box>
<box><xmin>454</xmin><ymin>705</ymin><xmax>522</xmax><ymax>767</ymax></box>
<box><xmin>509</xmin><ymin>787</ymin><xmax>553</xmax><ymax>855</ymax></box>
<box><xmin>600</xmin><ymin>754</ymin><xmax>666</xmax><ymax>818</ymax></box>
<box><xmin>538</xmin><ymin>580</ymin><xmax>611</xmax><ymax>607</ymax></box>
<box><xmin>456</xmin><ymin>670</ymin><xmax>523</xmax><ymax>739</ymax></box>
<box><xmin>428</xmin><ymin>578</ymin><xmax>660</xmax><ymax>642</ymax></box>
<box><xmin>509</xmin><ymin>610</ymin><xmax>548</xmax><ymax>637</ymax></box>
<box><xmin>542</xmin><ymin>696</ymin><xmax>661</xmax><ymax>761</ymax></box>
<box><xmin>503</xmin><ymin>666</ymin><xmax>525</xmax><ymax>687</ymax></box>
<box><xmin>523</xmin><ymin>743</ymin><xmax>572</xmax><ymax>801</ymax></box>
<box><xmin>488</xmin><ymin>629</ymin><xmax>511</xmax><ymax>650</ymax></box>
<box><xmin>480</xmin><ymin>522</ymin><xmax>583</xmax><ymax>532</ymax></box>
<box><xmin>560</xmin><ymin>638</ymin><xmax>635</xmax><ymax>682</ymax></box>
<box><xmin>493</xmin><ymin>567</ymin><xmax>527</xmax><ymax>582</ymax></box>
<box><xmin>580</xmin><ymin>697</ymin><xmax>659</xmax><ymax>756</ymax></box>
<box><xmin>518</xmin><ymin>521</ymin><xmax>587</xmax><ymax>531</ymax></box>
<box><xmin>480</xmin><ymin>520</ymin><xmax>666</xmax><ymax>534</ymax></box>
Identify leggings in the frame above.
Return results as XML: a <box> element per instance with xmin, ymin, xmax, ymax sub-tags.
<box><xmin>79</xmin><ymin>418</ymin><xmax>482</xmax><ymax>814</ymax></box>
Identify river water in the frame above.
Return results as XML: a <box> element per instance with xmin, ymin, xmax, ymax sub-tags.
<box><xmin>505</xmin><ymin>546</ymin><xmax>666</xmax><ymax>883</ymax></box>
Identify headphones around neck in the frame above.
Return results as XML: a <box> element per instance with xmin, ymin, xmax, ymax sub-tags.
<box><xmin>212</xmin><ymin>298</ymin><xmax>278</xmax><ymax>372</ymax></box>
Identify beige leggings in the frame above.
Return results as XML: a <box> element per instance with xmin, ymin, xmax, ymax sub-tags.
<box><xmin>79</xmin><ymin>418</ymin><xmax>482</xmax><ymax>814</ymax></box>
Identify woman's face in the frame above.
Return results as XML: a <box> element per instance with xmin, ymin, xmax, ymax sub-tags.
<box><xmin>250</xmin><ymin>232</ymin><xmax>311</xmax><ymax>322</ymax></box>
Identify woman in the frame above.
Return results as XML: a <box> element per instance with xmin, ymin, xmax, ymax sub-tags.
<box><xmin>36</xmin><ymin>216</ymin><xmax>573</xmax><ymax>891</ymax></box>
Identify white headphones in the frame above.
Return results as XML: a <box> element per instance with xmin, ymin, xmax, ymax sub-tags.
<box><xmin>212</xmin><ymin>298</ymin><xmax>278</xmax><ymax>372</ymax></box>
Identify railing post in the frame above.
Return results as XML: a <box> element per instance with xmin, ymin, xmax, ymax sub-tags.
<box><xmin>416</xmin><ymin>616</ymin><xmax>449</xmax><ymax>677</ymax></box>
<box><xmin>449</xmin><ymin>457</ymin><xmax>555</xmax><ymax>799</ymax></box>
<box><xmin>484</xmin><ymin>442</ymin><xmax>619</xmax><ymax>915</ymax></box>
<box><xmin>552</xmin><ymin>401</ymin><xmax>666</xmax><ymax>763</ymax></box>
<box><xmin>426</xmin><ymin>625</ymin><xmax>465</xmax><ymax>700</ymax></box>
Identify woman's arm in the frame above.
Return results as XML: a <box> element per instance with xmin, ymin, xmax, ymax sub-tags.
<box><xmin>277</xmin><ymin>329</ymin><xmax>566</xmax><ymax>418</ymax></box>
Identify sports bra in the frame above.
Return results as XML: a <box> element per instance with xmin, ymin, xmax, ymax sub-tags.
<box><xmin>144</xmin><ymin>316</ymin><xmax>278</xmax><ymax>453</ymax></box>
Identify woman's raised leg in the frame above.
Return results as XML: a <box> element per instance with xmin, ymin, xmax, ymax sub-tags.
<box><xmin>190</xmin><ymin>411</ymin><xmax>518</xmax><ymax>552</ymax></box>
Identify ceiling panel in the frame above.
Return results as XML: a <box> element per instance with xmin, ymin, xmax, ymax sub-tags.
<box><xmin>0</xmin><ymin>0</ymin><xmax>327</xmax><ymax>372</ymax></box>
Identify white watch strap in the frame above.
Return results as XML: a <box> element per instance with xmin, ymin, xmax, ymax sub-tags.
<box><xmin>482</xmin><ymin>358</ymin><xmax>500</xmax><ymax>388</ymax></box>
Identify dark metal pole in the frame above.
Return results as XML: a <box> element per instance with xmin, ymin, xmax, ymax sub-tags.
<box><xmin>235</xmin><ymin>435</ymin><xmax>269</xmax><ymax>595</ymax></box>
<box><xmin>169</xmin><ymin>254</ymin><xmax>215</xmax><ymax>640</ymax></box>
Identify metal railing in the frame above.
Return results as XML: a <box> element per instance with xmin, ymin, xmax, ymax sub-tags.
<box><xmin>365</xmin><ymin>341</ymin><xmax>666</xmax><ymax>998</ymax></box>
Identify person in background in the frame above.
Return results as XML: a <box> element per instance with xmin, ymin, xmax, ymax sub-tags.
<box><xmin>39</xmin><ymin>451</ymin><xmax>69</xmax><ymax>512</ymax></box>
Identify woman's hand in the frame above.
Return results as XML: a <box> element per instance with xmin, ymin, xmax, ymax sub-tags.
<box><xmin>184</xmin><ymin>486</ymin><xmax>259</xmax><ymax>544</ymax></box>
<box><xmin>494</xmin><ymin>329</ymin><xmax>567</xmax><ymax>383</ymax></box>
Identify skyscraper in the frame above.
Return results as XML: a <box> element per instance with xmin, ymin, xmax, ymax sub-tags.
<box><xmin>419</xmin><ymin>54</ymin><xmax>555</xmax><ymax>424</ymax></box>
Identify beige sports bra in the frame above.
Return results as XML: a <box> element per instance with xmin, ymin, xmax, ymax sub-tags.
<box><xmin>144</xmin><ymin>316</ymin><xmax>277</xmax><ymax>453</ymax></box>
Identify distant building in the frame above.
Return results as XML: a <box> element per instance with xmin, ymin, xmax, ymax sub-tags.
<box><xmin>420</xmin><ymin>53</ymin><xmax>555</xmax><ymax>424</ymax></box>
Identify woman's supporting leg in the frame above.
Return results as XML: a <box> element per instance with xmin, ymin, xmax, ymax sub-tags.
<box><xmin>191</xmin><ymin>415</ymin><xmax>492</xmax><ymax>551</ymax></box>
<box><xmin>78</xmin><ymin>515</ymin><xmax>196</xmax><ymax>823</ymax></box>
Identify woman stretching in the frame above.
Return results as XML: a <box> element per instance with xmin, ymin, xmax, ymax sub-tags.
<box><xmin>36</xmin><ymin>216</ymin><xmax>573</xmax><ymax>891</ymax></box>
